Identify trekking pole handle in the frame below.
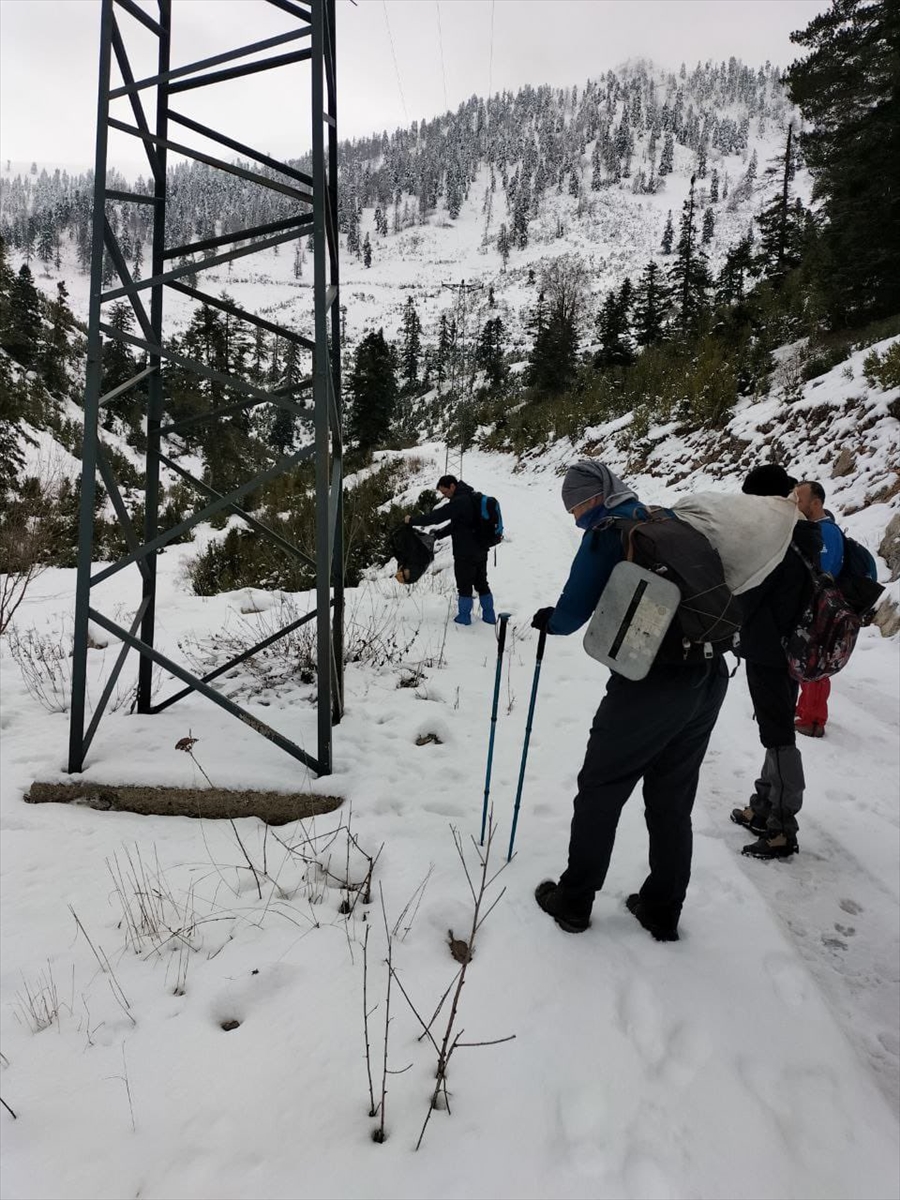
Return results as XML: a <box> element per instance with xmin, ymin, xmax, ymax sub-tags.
<box><xmin>496</xmin><ymin>612</ymin><xmax>512</xmax><ymax>657</ymax></box>
<box><xmin>535</xmin><ymin>626</ymin><xmax>548</xmax><ymax>663</ymax></box>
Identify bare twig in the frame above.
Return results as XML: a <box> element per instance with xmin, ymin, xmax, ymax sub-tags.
<box><xmin>69</xmin><ymin>906</ymin><xmax>135</xmax><ymax>1025</ymax></box>
<box><xmin>392</xmin><ymin>865</ymin><xmax>434</xmax><ymax>941</ymax></box>
<box><xmin>416</xmin><ymin>968</ymin><xmax>461</xmax><ymax>1043</ymax></box>
<box><xmin>373</xmin><ymin>884</ymin><xmax>393</xmax><ymax>1144</ymax></box>
<box><xmin>388</xmin><ymin>965</ymin><xmax>440</xmax><ymax>1054</ymax></box>
<box><xmin>362</xmin><ymin>925</ymin><xmax>377</xmax><ymax>1118</ymax></box>
<box><xmin>0</xmin><ymin>1096</ymin><xmax>17</xmax><ymax>1120</ymax></box>
<box><xmin>416</xmin><ymin>813</ymin><xmax>513</xmax><ymax>1150</ymax></box>
<box><xmin>455</xmin><ymin>1034</ymin><xmax>517</xmax><ymax>1048</ymax></box>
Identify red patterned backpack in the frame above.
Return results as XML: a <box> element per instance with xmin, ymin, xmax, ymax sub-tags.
<box><xmin>783</xmin><ymin>541</ymin><xmax>883</xmax><ymax>682</ymax></box>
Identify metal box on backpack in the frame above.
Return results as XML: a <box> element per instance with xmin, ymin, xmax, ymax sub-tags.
<box><xmin>582</xmin><ymin>561</ymin><xmax>682</xmax><ymax>680</ymax></box>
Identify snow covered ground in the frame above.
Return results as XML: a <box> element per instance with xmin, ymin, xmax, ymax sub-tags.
<box><xmin>2</xmin><ymin>443</ymin><xmax>898</xmax><ymax>1200</ymax></box>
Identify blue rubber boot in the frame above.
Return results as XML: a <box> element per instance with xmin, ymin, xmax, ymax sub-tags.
<box><xmin>454</xmin><ymin>595</ymin><xmax>474</xmax><ymax>625</ymax></box>
<box><xmin>480</xmin><ymin>593</ymin><xmax>496</xmax><ymax>624</ymax></box>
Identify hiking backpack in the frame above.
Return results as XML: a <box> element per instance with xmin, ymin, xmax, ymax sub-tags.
<box><xmin>784</xmin><ymin>539</ymin><xmax>884</xmax><ymax>682</ymax></box>
<box><xmin>472</xmin><ymin>492</ymin><xmax>504</xmax><ymax>548</ymax></box>
<box><xmin>610</xmin><ymin>509</ymin><xmax>742</xmax><ymax>661</ymax></box>
<box><xmin>836</xmin><ymin>529</ymin><xmax>883</xmax><ymax>613</ymax></box>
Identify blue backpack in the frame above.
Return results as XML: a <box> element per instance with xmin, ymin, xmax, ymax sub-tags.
<box><xmin>836</xmin><ymin>530</ymin><xmax>883</xmax><ymax>620</ymax></box>
<box><xmin>472</xmin><ymin>492</ymin><xmax>504</xmax><ymax>547</ymax></box>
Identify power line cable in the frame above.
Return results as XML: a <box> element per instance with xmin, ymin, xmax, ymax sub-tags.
<box><xmin>382</xmin><ymin>0</ymin><xmax>409</xmax><ymax>126</ymax></box>
<box><xmin>487</xmin><ymin>0</ymin><xmax>495</xmax><ymax>105</ymax></box>
<box><xmin>436</xmin><ymin>1</ymin><xmax>449</xmax><ymax>113</ymax></box>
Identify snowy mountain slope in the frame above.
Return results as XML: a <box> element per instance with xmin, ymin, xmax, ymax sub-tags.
<box><xmin>3</xmin><ymin>59</ymin><xmax>808</xmax><ymax>358</ymax></box>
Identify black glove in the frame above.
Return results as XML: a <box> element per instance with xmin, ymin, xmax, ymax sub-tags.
<box><xmin>531</xmin><ymin>606</ymin><xmax>555</xmax><ymax>631</ymax></box>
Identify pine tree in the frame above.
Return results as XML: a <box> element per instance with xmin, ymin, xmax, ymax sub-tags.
<box><xmin>716</xmin><ymin>236</ymin><xmax>754</xmax><ymax>306</ymax></box>
<box><xmin>658</xmin><ymin>132</ymin><xmax>674</xmax><ymax>176</ymax></box>
<box><xmin>701</xmin><ymin>207</ymin><xmax>715</xmax><ymax>244</ymax></box>
<box><xmin>526</xmin><ymin>259</ymin><xmax>586</xmax><ymax>396</ymax></box>
<box><xmin>41</xmin><ymin>281</ymin><xmax>74</xmax><ymax>395</ymax></box>
<box><xmin>497</xmin><ymin>223</ymin><xmax>511</xmax><ymax>267</ymax></box>
<box><xmin>5</xmin><ymin>264</ymin><xmax>43</xmax><ymax>372</ymax></box>
<box><xmin>436</xmin><ymin>313</ymin><xmax>454</xmax><ymax>384</ymax></box>
<box><xmin>668</xmin><ymin>175</ymin><xmax>712</xmax><ymax>338</ymax></box>
<box><xmin>512</xmin><ymin>191</ymin><xmax>530</xmax><ymax>249</ymax></box>
<box><xmin>594</xmin><ymin>280</ymin><xmax>634</xmax><ymax>369</ymax></box>
<box><xmin>753</xmin><ymin>123</ymin><xmax>809</xmax><ymax>283</ymax></box>
<box><xmin>0</xmin><ymin>234</ymin><xmax>17</xmax><ymax>351</ymax></box>
<box><xmin>346</xmin><ymin>329</ymin><xmax>397</xmax><ymax>452</ymax></box>
<box><xmin>710</xmin><ymin>168</ymin><xmax>720</xmax><ymax>204</ymax></box>
<box><xmin>101</xmin><ymin>301</ymin><xmax>138</xmax><ymax>411</ymax></box>
<box><xmin>633</xmin><ymin>261</ymin><xmax>668</xmax><ymax>346</ymax></box>
<box><xmin>0</xmin><ymin>354</ymin><xmax>27</xmax><ymax>500</ymax></box>
<box><xmin>270</xmin><ymin>341</ymin><xmax>299</xmax><ymax>453</ymax></box>
<box><xmin>399</xmin><ymin>295</ymin><xmax>422</xmax><ymax>392</ymax></box>
<box><xmin>476</xmin><ymin>316</ymin><xmax>507</xmax><ymax>389</ymax></box>
<box><xmin>661</xmin><ymin>210</ymin><xmax>675</xmax><ymax>255</ymax></box>
<box><xmin>363</xmin><ymin>232</ymin><xmax>372</xmax><ymax>268</ymax></box>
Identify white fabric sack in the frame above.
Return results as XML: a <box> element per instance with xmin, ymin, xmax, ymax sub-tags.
<box><xmin>671</xmin><ymin>492</ymin><xmax>800</xmax><ymax>595</ymax></box>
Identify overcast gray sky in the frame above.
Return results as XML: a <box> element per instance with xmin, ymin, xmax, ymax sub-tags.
<box><xmin>0</xmin><ymin>0</ymin><xmax>829</xmax><ymax>172</ymax></box>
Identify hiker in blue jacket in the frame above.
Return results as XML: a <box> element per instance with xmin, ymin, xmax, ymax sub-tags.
<box><xmin>406</xmin><ymin>475</ymin><xmax>496</xmax><ymax>625</ymax></box>
<box><xmin>793</xmin><ymin>480</ymin><xmax>843</xmax><ymax>738</ymax></box>
<box><xmin>532</xmin><ymin>460</ymin><xmax>729</xmax><ymax>942</ymax></box>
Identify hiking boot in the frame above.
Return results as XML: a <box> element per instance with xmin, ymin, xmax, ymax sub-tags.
<box><xmin>480</xmin><ymin>593</ymin><xmax>497</xmax><ymax>624</ymax></box>
<box><xmin>741</xmin><ymin>832</ymin><xmax>799</xmax><ymax>860</ymax></box>
<box><xmin>534</xmin><ymin>880</ymin><xmax>590</xmax><ymax>934</ymax></box>
<box><xmin>730</xmin><ymin>806</ymin><xmax>769</xmax><ymax>836</ymax></box>
<box><xmin>795</xmin><ymin>722</ymin><xmax>825</xmax><ymax>738</ymax></box>
<box><xmin>625</xmin><ymin>894</ymin><xmax>679</xmax><ymax>942</ymax></box>
<box><xmin>453</xmin><ymin>596</ymin><xmax>473</xmax><ymax>626</ymax></box>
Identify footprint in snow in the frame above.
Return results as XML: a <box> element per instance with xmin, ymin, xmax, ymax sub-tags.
<box><xmin>554</xmin><ymin>1083</ymin><xmax>610</xmax><ymax>1160</ymax></box>
<box><xmin>763</xmin><ymin>951</ymin><xmax>809</xmax><ymax>1008</ymax></box>
<box><xmin>616</xmin><ymin>976</ymin><xmax>667</xmax><ymax>1069</ymax></box>
<box><xmin>839</xmin><ymin>897</ymin><xmax>864</xmax><ymax>916</ymax></box>
<box><xmin>821</xmin><ymin>934</ymin><xmax>848</xmax><ymax>952</ymax></box>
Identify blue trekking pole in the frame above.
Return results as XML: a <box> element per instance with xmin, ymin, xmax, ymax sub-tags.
<box><xmin>480</xmin><ymin>612</ymin><xmax>512</xmax><ymax>845</ymax></box>
<box><xmin>507</xmin><ymin>626</ymin><xmax>548</xmax><ymax>861</ymax></box>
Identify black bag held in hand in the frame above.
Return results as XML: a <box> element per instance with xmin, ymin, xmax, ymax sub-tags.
<box><xmin>390</xmin><ymin>525</ymin><xmax>435</xmax><ymax>585</ymax></box>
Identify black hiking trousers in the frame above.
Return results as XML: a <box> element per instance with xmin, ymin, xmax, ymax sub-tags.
<box><xmin>454</xmin><ymin>552</ymin><xmax>490</xmax><ymax>598</ymax></box>
<box><xmin>557</xmin><ymin>657</ymin><xmax>729</xmax><ymax>929</ymax></box>
<box><xmin>745</xmin><ymin>661</ymin><xmax>798</xmax><ymax>748</ymax></box>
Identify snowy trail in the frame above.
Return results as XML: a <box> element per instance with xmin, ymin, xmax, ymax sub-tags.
<box><xmin>1</xmin><ymin>447</ymin><xmax>898</xmax><ymax>1200</ymax></box>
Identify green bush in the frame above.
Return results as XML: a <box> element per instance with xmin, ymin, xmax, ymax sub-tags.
<box><xmin>863</xmin><ymin>341</ymin><xmax>900</xmax><ymax>392</ymax></box>
<box><xmin>184</xmin><ymin>458</ymin><xmax>426</xmax><ymax>596</ymax></box>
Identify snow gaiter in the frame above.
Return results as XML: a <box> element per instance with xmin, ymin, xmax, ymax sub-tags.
<box><xmin>759</xmin><ymin>745</ymin><xmax>805</xmax><ymax>835</ymax></box>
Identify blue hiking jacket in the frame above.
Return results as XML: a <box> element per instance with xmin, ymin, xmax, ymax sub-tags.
<box><xmin>548</xmin><ymin>498</ymin><xmax>654</xmax><ymax>636</ymax></box>
<box><xmin>818</xmin><ymin>518</ymin><xmax>844</xmax><ymax>576</ymax></box>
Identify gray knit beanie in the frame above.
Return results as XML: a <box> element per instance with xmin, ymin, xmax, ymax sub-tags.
<box><xmin>561</xmin><ymin>460</ymin><xmax>638</xmax><ymax>512</ymax></box>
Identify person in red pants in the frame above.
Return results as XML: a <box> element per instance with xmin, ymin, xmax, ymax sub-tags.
<box><xmin>794</xmin><ymin>480</ymin><xmax>844</xmax><ymax>738</ymax></box>
<box><xmin>795</xmin><ymin>678</ymin><xmax>829</xmax><ymax>737</ymax></box>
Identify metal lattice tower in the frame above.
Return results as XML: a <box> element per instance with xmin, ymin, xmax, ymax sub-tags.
<box><xmin>68</xmin><ymin>0</ymin><xmax>343</xmax><ymax>777</ymax></box>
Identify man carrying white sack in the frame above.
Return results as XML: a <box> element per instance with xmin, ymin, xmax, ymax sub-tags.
<box><xmin>729</xmin><ymin>463</ymin><xmax>823</xmax><ymax>860</ymax></box>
